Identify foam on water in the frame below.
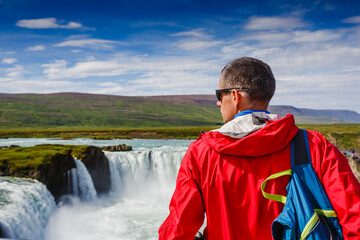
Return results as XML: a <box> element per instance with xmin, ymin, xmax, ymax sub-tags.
<box><xmin>0</xmin><ymin>177</ymin><xmax>56</xmax><ymax>240</ymax></box>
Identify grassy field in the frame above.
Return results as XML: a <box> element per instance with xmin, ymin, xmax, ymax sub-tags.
<box><xmin>299</xmin><ymin>124</ymin><xmax>360</xmax><ymax>151</ymax></box>
<box><xmin>1</xmin><ymin>124</ymin><xmax>359</xmax><ymax>151</ymax></box>
<box><xmin>0</xmin><ymin>144</ymin><xmax>89</xmax><ymax>174</ymax></box>
<box><xmin>0</xmin><ymin>126</ymin><xmax>218</xmax><ymax>140</ymax></box>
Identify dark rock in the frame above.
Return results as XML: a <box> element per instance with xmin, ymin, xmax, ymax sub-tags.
<box><xmin>38</xmin><ymin>151</ymin><xmax>76</xmax><ymax>202</ymax></box>
<box><xmin>101</xmin><ymin>144</ymin><xmax>132</xmax><ymax>152</ymax></box>
<box><xmin>0</xmin><ymin>145</ymin><xmax>20</xmax><ymax>149</ymax></box>
<box><xmin>81</xmin><ymin>146</ymin><xmax>111</xmax><ymax>195</ymax></box>
<box><xmin>38</xmin><ymin>146</ymin><xmax>112</xmax><ymax>201</ymax></box>
<box><xmin>0</xmin><ymin>223</ymin><xmax>5</xmax><ymax>238</ymax></box>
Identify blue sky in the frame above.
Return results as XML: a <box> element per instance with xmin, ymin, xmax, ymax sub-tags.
<box><xmin>0</xmin><ymin>0</ymin><xmax>360</xmax><ymax>113</ymax></box>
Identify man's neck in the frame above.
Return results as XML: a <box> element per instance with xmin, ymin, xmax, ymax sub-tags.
<box><xmin>238</xmin><ymin>102</ymin><xmax>268</xmax><ymax>113</ymax></box>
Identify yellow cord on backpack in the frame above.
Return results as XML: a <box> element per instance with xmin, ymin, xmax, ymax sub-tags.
<box><xmin>261</xmin><ymin>169</ymin><xmax>292</xmax><ymax>204</ymax></box>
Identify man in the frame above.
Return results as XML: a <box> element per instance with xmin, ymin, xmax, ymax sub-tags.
<box><xmin>158</xmin><ymin>57</ymin><xmax>360</xmax><ymax>239</ymax></box>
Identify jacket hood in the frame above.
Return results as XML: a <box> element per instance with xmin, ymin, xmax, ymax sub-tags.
<box><xmin>200</xmin><ymin>114</ymin><xmax>298</xmax><ymax>157</ymax></box>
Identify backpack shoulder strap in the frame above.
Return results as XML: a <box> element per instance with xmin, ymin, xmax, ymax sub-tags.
<box><xmin>261</xmin><ymin>129</ymin><xmax>311</xmax><ymax>203</ymax></box>
<box><xmin>292</xmin><ymin>129</ymin><xmax>311</xmax><ymax>167</ymax></box>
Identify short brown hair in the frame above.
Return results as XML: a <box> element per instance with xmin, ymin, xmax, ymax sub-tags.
<box><xmin>221</xmin><ymin>57</ymin><xmax>276</xmax><ymax>103</ymax></box>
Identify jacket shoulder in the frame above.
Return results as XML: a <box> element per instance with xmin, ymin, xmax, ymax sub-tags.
<box><xmin>187</xmin><ymin>134</ymin><xmax>213</xmax><ymax>156</ymax></box>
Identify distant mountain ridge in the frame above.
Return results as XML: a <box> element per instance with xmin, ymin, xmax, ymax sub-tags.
<box><xmin>268</xmin><ymin>105</ymin><xmax>360</xmax><ymax>124</ymax></box>
<box><xmin>0</xmin><ymin>93</ymin><xmax>359</xmax><ymax>128</ymax></box>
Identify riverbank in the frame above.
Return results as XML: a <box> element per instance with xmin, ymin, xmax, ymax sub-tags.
<box><xmin>0</xmin><ymin>126</ymin><xmax>216</xmax><ymax>140</ymax></box>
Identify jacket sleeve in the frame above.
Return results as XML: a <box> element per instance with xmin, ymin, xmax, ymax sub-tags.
<box><xmin>158</xmin><ymin>147</ymin><xmax>205</xmax><ymax>240</ymax></box>
<box><xmin>309</xmin><ymin>131</ymin><xmax>360</xmax><ymax>239</ymax></box>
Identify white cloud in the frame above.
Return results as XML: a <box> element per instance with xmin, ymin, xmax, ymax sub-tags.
<box><xmin>0</xmin><ymin>79</ymin><xmax>85</xmax><ymax>93</ymax></box>
<box><xmin>0</xmin><ymin>65</ymin><xmax>25</xmax><ymax>80</ymax></box>
<box><xmin>7</xmin><ymin>68</ymin><xmax>23</xmax><ymax>78</ymax></box>
<box><xmin>172</xmin><ymin>29</ymin><xmax>222</xmax><ymax>51</ymax></box>
<box><xmin>98</xmin><ymin>82</ymin><xmax>123</xmax><ymax>88</ymax></box>
<box><xmin>171</xmin><ymin>29</ymin><xmax>207</xmax><ymax>37</ymax></box>
<box><xmin>16</xmin><ymin>18</ymin><xmax>58</xmax><ymax>29</ymax></box>
<box><xmin>221</xmin><ymin>43</ymin><xmax>255</xmax><ymax>55</ymax></box>
<box><xmin>2</xmin><ymin>58</ymin><xmax>17</xmax><ymax>64</ymax></box>
<box><xmin>26</xmin><ymin>45</ymin><xmax>46</xmax><ymax>51</ymax></box>
<box><xmin>65</xmin><ymin>22</ymin><xmax>83</xmax><ymax>29</ymax></box>
<box><xmin>343</xmin><ymin>16</ymin><xmax>360</xmax><ymax>24</ymax></box>
<box><xmin>243</xmin><ymin>32</ymin><xmax>290</xmax><ymax>43</ymax></box>
<box><xmin>37</xmin><ymin>54</ymin><xmax>221</xmax><ymax>97</ymax></box>
<box><xmin>245</xmin><ymin>16</ymin><xmax>306</xmax><ymax>30</ymax></box>
<box><xmin>86</xmin><ymin>56</ymin><xmax>96</xmax><ymax>61</ymax></box>
<box><xmin>41</xmin><ymin>60</ymin><xmax>68</xmax><ymax>78</ymax></box>
<box><xmin>16</xmin><ymin>18</ymin><xmax>84</xmax><ymax>29</ymax></box>
<box><xmin>177</xmin><ymin>40</ymin><xmax>223</xmax><ymax>50</ymax></box>
<box><xmin>40</xmin><ymin>56</ymin><xmax>220</xmax><ymax>95</ymax></box>
<box><xmin>94</xmin><ymin>82</ymin><xmax>127</xmax><ymax>95</ymax></box>
<box><xmin>265</xmin><ymin>45</ymin><xmax>360</xmax><ymax>76</ymax></box>
<box><xmin>93</xmin><ymin>70</ymin><xmax>216</xmax><ymax>96</ymax></box>
<box><xmin>235</xmin><ymin>29</ymin><xmax>342</xmax><ymax>49</ymax></box>
<box><xmin>291</xmin><ymin>30</ymin><xmax>342</xmax><ymax>42</ymax></box>
<box><xmin>41</xmin><ymin>60</ymin><xmax>129</xmax><ymax>79</ymax></box>
<box><xmin>54</xmin><ymin>39</ymin><xmax>119</xmax><ymax>48</ymax></box>
<box><xmin>272</xmin><ymin>71</ymin><xmax>360</xmax><ymax>111</ymax></box>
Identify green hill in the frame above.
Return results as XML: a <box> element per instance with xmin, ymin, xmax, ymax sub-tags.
<box><xmin>1</xmin><ymin>93</ymin><xmax>359</xmax><ymax>129</ymax></box>
<box><xmin>0</xmin><ymin>93</ymin><xmax>222</xmax><ymax>128</ymax></box>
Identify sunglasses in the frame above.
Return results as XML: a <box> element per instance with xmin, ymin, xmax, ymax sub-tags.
<box><xmin>215</xmin><ymin>88</ymin><xmax>249</xmax><ymax>102</ymax></box>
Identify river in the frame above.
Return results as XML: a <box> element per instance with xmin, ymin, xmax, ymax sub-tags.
<box><xmin>0</xmin><ymin>138</ymin><xmax>193</xmax><ymax>240</ymax></box>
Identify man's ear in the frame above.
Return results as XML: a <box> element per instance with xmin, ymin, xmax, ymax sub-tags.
<box><xmin>232</xmin><ymin>89</ymin><xmax>241</xmax><ymax>105</ymax></box>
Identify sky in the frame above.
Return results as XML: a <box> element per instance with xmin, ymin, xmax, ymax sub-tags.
<box><xmin>0</xmin><ymin>0</ymin><xmax>360</xmax><ymax>113</ymax></box>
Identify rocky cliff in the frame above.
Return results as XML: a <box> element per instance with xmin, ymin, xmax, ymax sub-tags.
<box><xmin>0</xmin><ymin>145</ymin><xmax>112</xmax><ymax>201</ymax></box>
<box><xmin>81</xmin><ymin>146</ymin><xmax>111</xmax><ymax>195</ymax></box>
<box><xmin>38</xmin><ymin>151</ymin><xmax>76</xmax><ymax>201</ymax></box>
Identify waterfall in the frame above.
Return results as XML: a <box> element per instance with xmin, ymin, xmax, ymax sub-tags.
<box><xmin>150</xmin><ymin>149</ymin><xmax>184</xmax><ymax>186</ymax></box>
<box><xmin>105</xmin><ymin>147</ymin><xmax>185</xmax><ymax>195</ymax></box>
<box><xmin>67</xmin><ymin>158</ymin><xmax>97</xmax><ymax>201</ymax></box>
<box><xmin>0</xmin><ymin>177</ymin><xmax>56</xmax><ymax>240</ymax></box>
<box><xmin>0</xmin><ymin>141</ymin><xmax>191</xmax><ymax>240</ymax></box>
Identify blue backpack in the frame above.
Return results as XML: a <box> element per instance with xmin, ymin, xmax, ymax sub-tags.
<box><xmin>261</xmin><ymin>129</ymin><xmax>344</xmax><ymax>240</ymax></box>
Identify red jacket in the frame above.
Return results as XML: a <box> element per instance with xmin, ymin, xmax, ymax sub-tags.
<box><xmin>158</xmin><ymin>114</ymin><xmax>360</xmax><ymax>240</ymax></box>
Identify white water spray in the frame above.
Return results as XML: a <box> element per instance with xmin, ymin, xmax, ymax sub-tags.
<box><xmin>0</xmin><ymin>177</ymin><xmax>56</xmax><ymax>240</ymax></box>
<box><xmin>68</xmin><ymin>158</ymin><xmax>97</xmax><ymax>201</ymax></box>
<box><xmin>105</xmin><ymin>147</ymin><xmax>184</xmax><ymax>195</ymax></box>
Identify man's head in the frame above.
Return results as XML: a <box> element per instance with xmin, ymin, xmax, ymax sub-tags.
<box><xmin>216</xmin><ymin>57</ymin><xmax>276</xmax><ymax>123</ymax></box>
